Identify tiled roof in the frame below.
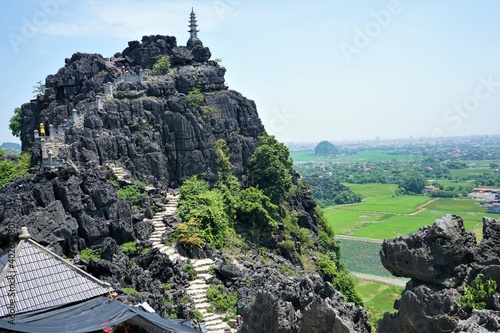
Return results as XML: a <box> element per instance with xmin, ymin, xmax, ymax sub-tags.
<box><xmin>0</xmin><ymin>229</ymin><xmax>111</xmax><ymax>317</ymax></box>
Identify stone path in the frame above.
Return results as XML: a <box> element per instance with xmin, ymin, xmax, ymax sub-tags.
<box><xmin>147</xmin><ymin>192</ymin><xmax>235</xmax><ymax>333</ymax></box>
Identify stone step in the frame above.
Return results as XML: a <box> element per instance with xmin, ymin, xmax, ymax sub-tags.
<box><xmin>197</xmin><ymin>273</ymin><xmax>213</xmax><ymax>281</ymax></box>
<box><xmin>194</xmin><ymin>302</ymin><xmax>211</xmax><ymax>309</ymax></box>
<box><xmin>205</xmin><ymin>322</ymin><xmax>228</xmax><ymax>331</ymax></box>
<box><xmin>193</xmin><ymin>264</ymin><xmax>213</xmax><ymax>274</ymax></box>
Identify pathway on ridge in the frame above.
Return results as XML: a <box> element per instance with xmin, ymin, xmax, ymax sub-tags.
<box><xmin>147</xmin><ymin>192</ymin><xmax>235</xmax><ymax>333</ymax></box>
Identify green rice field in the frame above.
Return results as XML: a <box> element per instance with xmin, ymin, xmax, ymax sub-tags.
<box><xmin>290</xmin><ymin>150</ymin><xmax>423</xmax><ymax>164</ymax></box>
<box><xmin>354</xmin><ymin>278</ymin><xmax>404</xmax><ymax>329</ymax></box>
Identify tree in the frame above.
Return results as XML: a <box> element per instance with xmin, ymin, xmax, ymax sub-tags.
<box><xmin>0</xmin><ymin>153</ymin><xmax>30</xmax><ymax>188</ymax></box>
<box><xmin>236</xmin><ymin>187</ymin><xmax>278</xmax><ymax>243</ymax></box>
<box><xmin>251</xmin><ymin>135</ymin><xmax>293</xmax><ymax>205</ymax></box>
<box><xmin>9</xmin><ymin>107</ymin><xmax>22</xmax><ymax>138</ymax></box>
<box><xmin>177</xmin><ymin>176</ymin><xmax>233</xmax><ymax>248</ymax></box>
<box><xmin>398</xmin><ymin>173</ymin><xmax>426</xmax><ymax>195</ymax></box>
<box><xmin>32</xmin><ymin>80</ymin><xmax>45</xmax><ymax>99</ymax></box>
<box><xmin>152</xmin><ymin>55</ymin><xmax>171</xmax><ymax>75</ymax></box>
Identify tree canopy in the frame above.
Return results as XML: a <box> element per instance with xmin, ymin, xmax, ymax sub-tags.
<box><xmin>9</xmin><ymin>107</ymin><xmax>22</xmax><ymax>138</ymax></box>
<box><xmin>251</xmin><ymin>135</ymin><xmax>293</xmax><ymax>205</ymax></box>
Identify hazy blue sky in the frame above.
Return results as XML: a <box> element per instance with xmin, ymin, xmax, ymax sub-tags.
<box><xmin>0</xmin><ymin>0</ymin><xmax>498</xmax><ymax>145</ymax></box>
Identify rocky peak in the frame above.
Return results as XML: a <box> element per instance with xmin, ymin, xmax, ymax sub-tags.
<box><xmin>378</xmin><ymin>214</ymin><xmax>500</xmax><ymax>333</ymax></box>
<box><xmin>20</xmin><ymin>33</ymin><xmax>263</xmax><ymax>187</ymax></box>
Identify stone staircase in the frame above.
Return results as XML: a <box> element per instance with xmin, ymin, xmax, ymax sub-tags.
<box><xmin>107</xmin><ymin>163</ymin><xmax>132</xmax><ymax>183</ymax></box>
<box><xmin>147</xmin><ymin>193</ymin><xmax>234</xmax><ymax>333</ymax></box>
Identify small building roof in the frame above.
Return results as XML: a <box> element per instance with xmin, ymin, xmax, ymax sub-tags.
<box><xmin>0</xmin><ymin>227</ymin><xmax>111</xmax><ymax>317</ymax></box>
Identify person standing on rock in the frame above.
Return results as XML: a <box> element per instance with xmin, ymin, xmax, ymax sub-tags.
<box><xmin>236</xmin><ymin>315</ymin><xmax>243</xmax><ymax>328</ymax></box>
<box><xmin>39</xmin><ymin>123</ymin><xmax>45</xmax><ymax>136</ymax></box>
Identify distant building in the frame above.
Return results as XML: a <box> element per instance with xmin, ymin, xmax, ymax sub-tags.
<box><xmin>487</xmin><ymin>202</ymin><xmax>500</xmax><ymax>214</ymax></box>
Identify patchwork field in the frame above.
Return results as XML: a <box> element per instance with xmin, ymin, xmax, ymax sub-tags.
<box><xmin>354</xmin><ymin>278</ymin><xmax>404</xmax><ymax>329</ymax></box>
<box><xmin>290</xmin><ymin>150</ymin><xmax>423</xmax><ymax>164</ymax></box>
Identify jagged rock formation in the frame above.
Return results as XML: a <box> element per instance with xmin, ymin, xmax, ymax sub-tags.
<box><xmin>1</xmin><ymin>31</ymin><xmax>373</xmax><ymax>332</ymax></box>
<box><xmin>20</xmin><ymin>34</ymin><xmax>264</xmax><ymax>186</ymax></box>
<box><xmin>378</xmin><ymin>214</ymin><xmax>500</xmax><ymax>333</ymax></box>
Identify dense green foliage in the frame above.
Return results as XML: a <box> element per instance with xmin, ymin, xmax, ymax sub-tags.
<box><xmin>121</xmin><ymin>241</ymin><xmax>137</xmax><ymax>256</ymax></box>
<box><xmin>152</xmin><ymin>55</ymin><xmax>171</xmax><ymax>75</ymax></box>
<box><xmin>333</xmin><ymin>270</ymin><xmax>364</xmax><ymax>306</ymax></box>
<box><xmin>305</xmin><ymin>177</ymin><xmax>362</xmax><ymax>207</ymax></box>
<box><xmin>186</xmin><ymin>88</ymin><xmax>205</xmax><ymax>107</ymax></box>
<box><xmin>0</xmin><ymin>152</ymin><xmax>30</xmax><ymax>188</ymax></box>
<box><xmin>177</xmin><ymin>177</ymin><xmax>233</xmax><ymax>249</ymax></box>
<box><xmin>314</xmin><ymin>140</ymin><xmax>339</xmax><ymax>155</ymax></box>
<box><xmin>206</xmin><ymin>284</ymin><xmax>238</xmax><ymax>315</ymax></box>
<box><xmin>175</xmin><ymin>218</ymin><xmax>203</xmax><ymax>248</ymax></box>
<box><xmin>79</xmin><ymin>248</ymin><xmax>100</xmax><ymax>261</ymax></box>
<box><xmin>251</xmin><ymin>135</ymin><xmax>293</xmax><ymax>205</ymax></box>
<box><xmin>397</xmin><ymin>173</ymin><xmax>426</xmax><ymax>195</ymax></box>
<box><xmin>183</xmin><ymin>264</ymin><xmax>198</xmax><ymax>281</ymax></box>
<box><xmin>9</xmin><ymin>107</ymin><xmax>21</xmax><ymax>138</ymax></box>
<box><xmin>460</xmin><ymin>274</ymin><xmax>497</xmax><ymax>310</ymax></box>
<box><xmin>116</xmin><ymin>185</ymin><xmax>147</xmax><ymax>207</ymax></box>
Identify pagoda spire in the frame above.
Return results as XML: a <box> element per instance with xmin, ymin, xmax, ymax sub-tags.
<box><xmin>188</xmin><ymin>8</ymin><xmax>199</xmax><ymax>39</ymax></box>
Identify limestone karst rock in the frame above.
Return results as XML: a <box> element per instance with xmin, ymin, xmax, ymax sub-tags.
<box><xmin>378</xmin><ymin>214</ymin><xmax>500</xmax><ymax>333</ymax></box>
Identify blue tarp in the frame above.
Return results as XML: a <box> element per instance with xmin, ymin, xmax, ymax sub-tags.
<box><xmin>0</xmin><ymin>297</ymin><xmax>201</xmax><ymax>333</ymax></box>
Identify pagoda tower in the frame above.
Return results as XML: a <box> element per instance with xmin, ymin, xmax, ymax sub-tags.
<box><xmin>187</xmin><ymin>8</ymin><xmax>203</xmax><ymax>49</ymax></box>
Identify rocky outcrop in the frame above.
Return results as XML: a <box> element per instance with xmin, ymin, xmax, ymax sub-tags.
<box><xmin>378</xmin><ymin>215</ymin><xmax>500</xmax><ymax>333</ymax></box>
<box><xmin>1</xmin><ymin>32</ymin><xmax>372</xmax><ymax>333</ymax></box>
<box><xmin>219</xmin><ymin>258</ymin><xmax>370</xmax><ymax>333</ymax></box>
<box><xmin>20</xmin><ymin>34</ymin><xmax>264</xmax><ymax>187</ymax></box>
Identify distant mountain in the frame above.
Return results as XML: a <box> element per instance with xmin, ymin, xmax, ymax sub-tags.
<box><xmin>314</xmin><ymin>140</ymin><xmax>339</xmax><ymax>155</ymax></box>
<box><xmin>0</xmin><ymin>142</ymin><xmax>21</xmax><ymax>155</ymax></box>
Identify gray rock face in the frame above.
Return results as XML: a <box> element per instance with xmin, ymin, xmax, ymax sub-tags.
<box><xmin>380</xmin><ymin>214</ymin><xmax>476</xmax><ymax>288</ymax></box>
<box><xmin>2</xmin><ymin>33</ymin><xmax>371</xmax><ymax>332</ymax></box>
<box><xmin>0</xmin><ymin>168</ymin><xmax>133</xmax><ymax>255</ymax></box>
<box><xmin>223</xmin><ymin>258</ymin><xmax>370</xmax><ymax>333</ymax></box>
<box><xmin>378</xmin><ymin>214</ymin><xmax>500</xmax><ymax>333</ymax></box>
<box><xmin>20</xmin><ymin>35</ymin><xmax>264</xmax><ymax>187</ymax></box>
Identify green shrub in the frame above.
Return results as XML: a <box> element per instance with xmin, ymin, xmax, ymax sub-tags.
<box><xmin>117</xmin><ymin>185</ymin><xmax>145</xmax><ymax>206</ymax></box>
<box><xmin>175</xmin><ymin>218</ymin><xmax>204</xmax><ymax>248</ymax></box>
<box><xmin>186</xmin><ymin>88</ymin><xmax>204</xmax><ymax>107</ymax></box>
<box><xmin>162</xmin><ymin>283</ymin><xmax>172</xmax><ymax>291</ymax></box>
<box><xmin>333</xmin><ymin>270</ymin><xmax>364</xmax><ymax>307</ymax></box>
<box><xmin>122</xmin><ymin>287</ymin><xmax>141</xmax><ymax>295</ymax></box>
<box><xmin>460</xmin><ymin>273</ymin><xmax>497</xmax><ymax>310</ymax></box>
<box><xmin>276</xmin><ymin>263</ymin><xmax>294</xmax><ymax>275</ymax></box>
<box><xmin>206</xmin><ymin>284</ymin><xmax>237</xmax><ymax>314</ymax></box>
<box><xmin>193</xmin><ymin>310</ymin><xmax>204</xmax><ymax>319</ymax></box>
<box><xmin>79</xmin><ymin>248</ymin><xmax>100</xmax><ymax>261</ymax></box>
<box><xmin>0</xmin><ymin>152</ymin><xmax>30</xmax><ymax>189</ymax></box>
<box><xmin>183</xmin><ymin>264</ymin><xmax>198</xmax><ymax>281</ymax></box>
<box><xmin>317</xmin><ymin>255</ymin><xmax>337</xmax><ymax>279</ymax></box>
<box><xmin>298</xmin><ymin>228</ymin><xmax>314</xmax><ymax>248</ymax></box>
<box><xmin>153</xmin><ymin>55</ymin><xmax>171</xmax><ymax>75</ymax></box>
<box><xmin>121</xmin><ymin>241</ymin><xmax>137</xmax><ymax>256</ymax></box>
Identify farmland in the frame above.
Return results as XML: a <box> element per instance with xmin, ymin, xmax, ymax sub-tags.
<box><xmin>288</xmin><ymin>135</ymin><xmax>500</xmax><ymax>327</ymax></box>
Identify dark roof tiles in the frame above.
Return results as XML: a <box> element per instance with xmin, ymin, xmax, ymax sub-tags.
<box><xmin>0</xmin><ymin>240</ymin><xmax>110</xmax><ymax>317</ymax></box>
